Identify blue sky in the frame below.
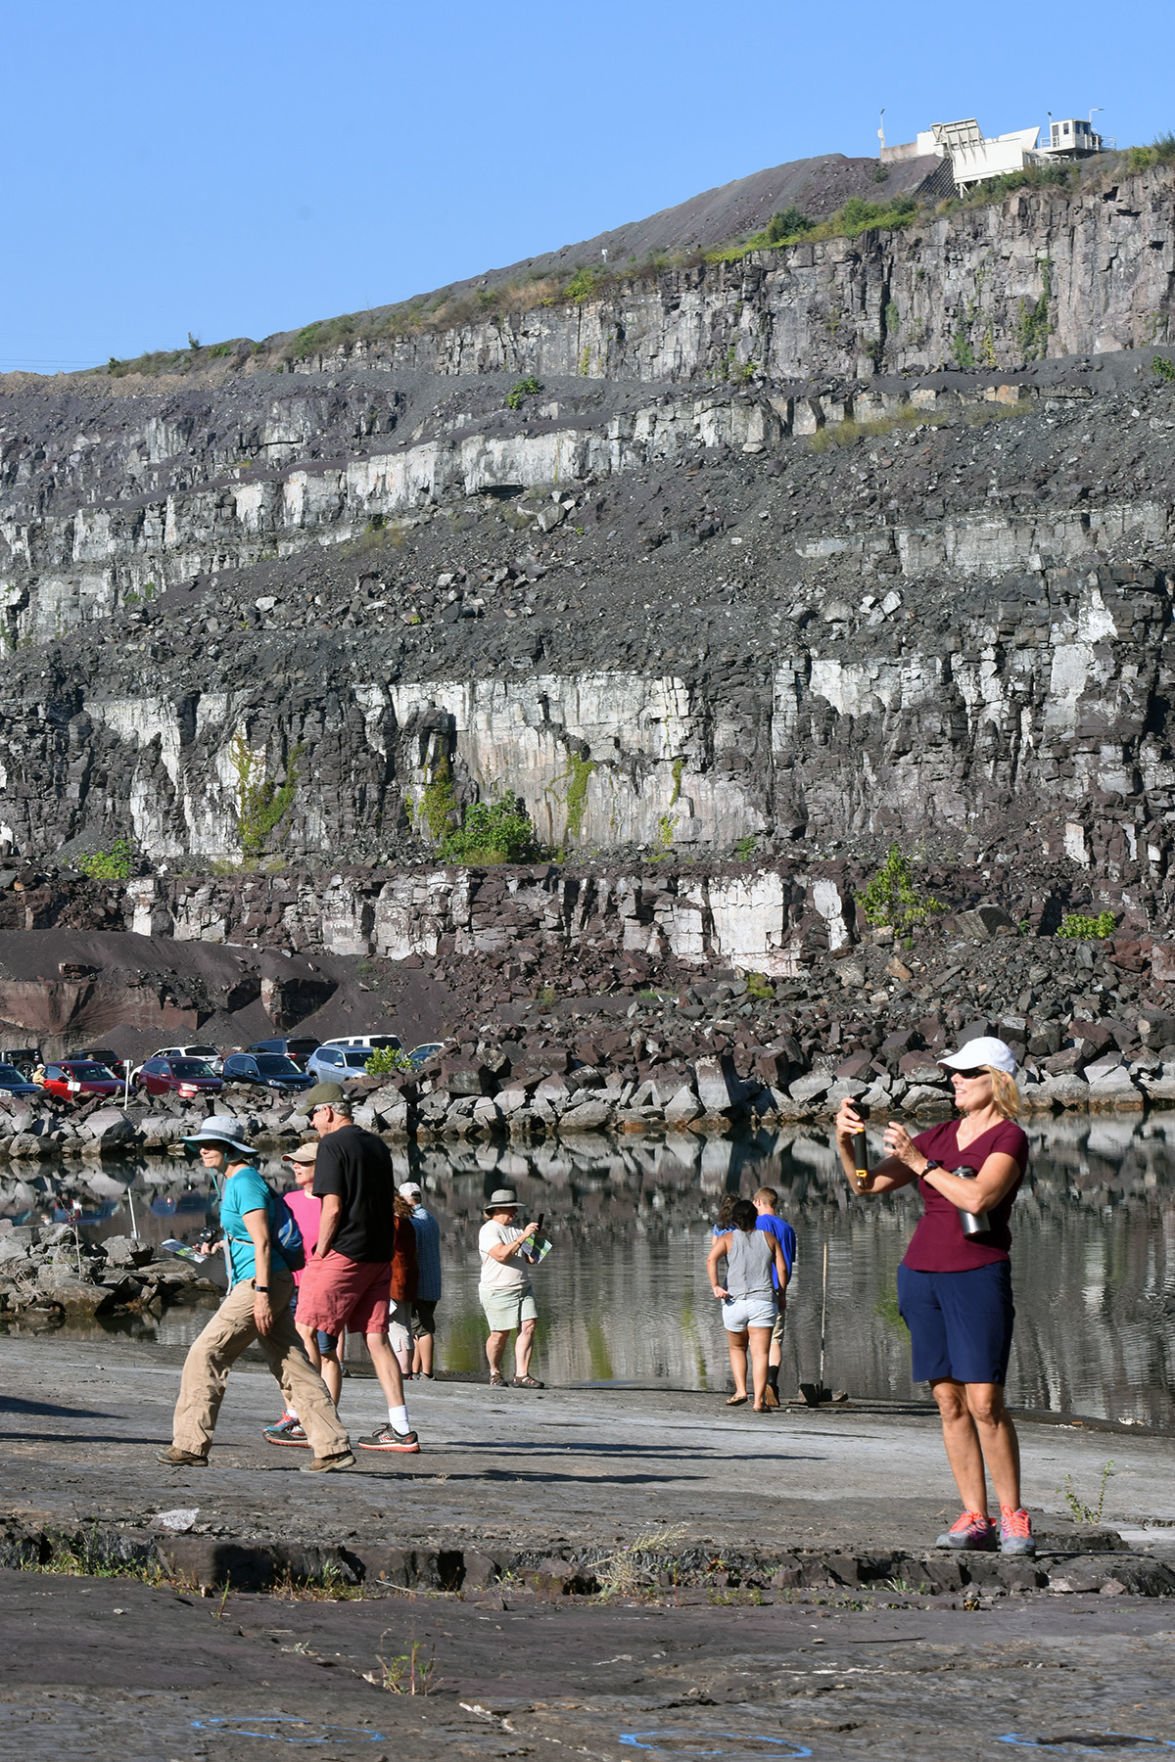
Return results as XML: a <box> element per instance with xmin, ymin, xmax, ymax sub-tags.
<box><xmin>3</xmin><ymin>0</ymin><xmax>1171</xmax><ymax>372</ymax></box>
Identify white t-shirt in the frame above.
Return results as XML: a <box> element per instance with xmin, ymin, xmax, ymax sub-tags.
<box><xmin>478</xmin><ymin>1220</ymin><xmax>531</xmax><ymax>1293</ymax></box>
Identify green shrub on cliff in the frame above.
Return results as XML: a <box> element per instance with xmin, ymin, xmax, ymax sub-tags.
<box><xmin>858</xmin><ymin>846</ymin><xmax>944</xmax><ymax>935</ymax></box>
<box><xmin>504</xmin><ymin>376</ymin><xmax>543</xmax><ymax>410</ymax></box>
<box><xmin>1056</xmin><ymin>911</ymin><xmax>1116</xmax><ymax>940</ymax></box>
<box><xmin>441</xmin><ymin>795</ymin><xmax>541</xmax><ymax>865</ymax></box>
<box><xmin>78</xmin><ymin>838</ymin><xmax>134</xmax><ymax>881</ymax></box>
<box><xmin>230</xmin><ymin>736</ymin><xmax>302</xmax><ymax>862</ymax></box>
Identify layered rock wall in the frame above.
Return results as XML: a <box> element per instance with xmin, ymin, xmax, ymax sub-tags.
<box><xmin>1</xmin><ymin>165</ymin><xmax>1174</xmax><ymax>881</ymax></box>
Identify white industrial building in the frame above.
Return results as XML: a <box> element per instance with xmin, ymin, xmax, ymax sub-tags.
<box><xmin>881</xmin><ymin>114</ymin><xmax>1105</xmax><ymax>191</ymax></box>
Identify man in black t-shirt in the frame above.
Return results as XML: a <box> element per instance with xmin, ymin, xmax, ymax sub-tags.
<box><xmin>295</xmin><ymin>1084</ymin><xmax>419</xmax><ymax>1453</ymax></box>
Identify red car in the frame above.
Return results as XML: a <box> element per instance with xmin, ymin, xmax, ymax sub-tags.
<box><xmin>39</xmin><ymin>1060</ymin><xmax>123</xmax><ymax>1101</ymax></box>
<box><xmin>135</xmin><ymin>1056</ymin><xmax>224</xmax><ymax>1099</ymax></box>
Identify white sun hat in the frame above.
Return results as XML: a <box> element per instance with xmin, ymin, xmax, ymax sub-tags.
<box><xmin>938</xmin><ymin>1037</ymin><xmax>1018</xmax><ymax>1075</ymax></box>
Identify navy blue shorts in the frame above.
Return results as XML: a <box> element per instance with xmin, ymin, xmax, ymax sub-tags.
<box><xmin>897</xmin><ymin>1260</ymin><xmax>1015</xmax><ymax>1385</ymax></box>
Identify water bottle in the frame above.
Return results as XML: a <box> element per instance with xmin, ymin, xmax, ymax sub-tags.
<box><xmin>953</xmin><ymin>1166</ymin><xmax>991</xmax><ymax>1237</ymax></box>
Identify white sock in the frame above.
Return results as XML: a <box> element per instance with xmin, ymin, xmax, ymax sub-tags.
<box><xmin>285</xmin><ymin>1405</ymin><xmax>299</xmax><ymax>1421</ymax></box>
<box><xmin>389</xmin><ymin>1404</ymin><xmax>410</xmax><ymax>1432</ymax></box>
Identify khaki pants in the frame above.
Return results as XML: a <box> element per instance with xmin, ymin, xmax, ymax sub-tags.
<box><xmin>171</xmin><ymin>1270</ymin><xmax>349</xmax><ymax>1459</ymax></box>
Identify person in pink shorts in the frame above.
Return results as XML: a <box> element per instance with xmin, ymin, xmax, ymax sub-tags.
<box><xmin>294</xmin><ymin>1083</ymin><xmax>420</xmax><ymax>1454</ymax></box>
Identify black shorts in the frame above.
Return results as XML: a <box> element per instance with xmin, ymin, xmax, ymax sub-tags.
<box><xmin>412</xmin><ymin>1299</ymin><xmax>438</xmax><ymax>1336</ymax></box>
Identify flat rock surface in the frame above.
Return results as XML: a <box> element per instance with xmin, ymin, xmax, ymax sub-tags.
<box><xmin>2</xmin><ymin>1337</ymin><xmax>1172</xmax><ymax>1558</ymax></box>
<box><xmin>3</xmin><ymin>1338</ymin><xmax>1175</xmax><ymax>1760</ymax></box>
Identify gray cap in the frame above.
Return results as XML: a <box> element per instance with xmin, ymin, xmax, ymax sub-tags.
<box><xmin>484</xmin><ymin>1187</ymin><xmax>520</xmax><ymax>1213</ymax></box>
<box><xmin>398</xmin><ymin>1180</ymin><xmax>422</xmax><ymax>1198</ymax></box>
<box><xmin>182</xmin><ymin>1114</ymin><xmax>255</xmax><ymax>1159</ymax></box>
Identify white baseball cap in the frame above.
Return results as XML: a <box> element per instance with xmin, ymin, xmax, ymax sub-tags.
<box><xmin>938</xmin><ymin>1036</ymin><xmax>1018</xmax><ymax>1075</ymax></box>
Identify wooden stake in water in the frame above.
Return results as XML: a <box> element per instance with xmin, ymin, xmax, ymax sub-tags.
<box><xmin>818</xmin><ymin>1239</ymin><xmax>829</xmax><ymax>1391</ymax></box>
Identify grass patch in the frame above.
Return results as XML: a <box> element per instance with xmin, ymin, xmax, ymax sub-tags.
<box><xmin>807</xmin><ymin>398</ymin><xmax>1032</xmax><ymax>451</ymax></box>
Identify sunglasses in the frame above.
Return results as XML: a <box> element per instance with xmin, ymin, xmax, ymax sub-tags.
<box><xmin>951</xmin><ymin>1067</ymin><xmax>989</xmax><ymax>1080</ymax></box>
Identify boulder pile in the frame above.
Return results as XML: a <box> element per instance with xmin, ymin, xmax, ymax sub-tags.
<box><xmin>0</xmin><ymin>1223</ymin><xmax>217</xmax><ymax>1323</ymax></box>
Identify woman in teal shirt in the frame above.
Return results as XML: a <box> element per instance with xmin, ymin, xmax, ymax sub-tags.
<box><xmin>157</xmin><ymin>1115</ymin><xmax>355</xmax><ymax>1474</ymax></box>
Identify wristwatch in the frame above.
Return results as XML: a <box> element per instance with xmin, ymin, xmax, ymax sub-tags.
<box><xmin>922</xmin><ymin>1159</ymin><xmax>942</xmax><ymax>1176</ymax></box>
<box><xmin>253</xmin><ymin>1282</ymin><xmax>270</xmax><ymax>1292</ymax></box>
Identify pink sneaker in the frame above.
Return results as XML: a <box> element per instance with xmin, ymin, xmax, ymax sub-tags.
<box><xmin>935</xmin><ymin>1510</ymin><xmax>998</xmax><ymax>1550</ymax></box>
<box><xmin>999</xmin><ymin>1506</ymin><xmax>1036</xmax><ymax>1556</ymax></box>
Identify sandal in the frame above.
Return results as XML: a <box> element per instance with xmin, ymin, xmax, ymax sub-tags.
<box><xmin>511</xmin><ymin>1374</ymin><xmax>545</xmax><ymax>1389</ymax></box>
<box><xmin>725</xmin><ymin>1394</ymin><xmax>748</xmax><ymax>1406</ymax></box>
<box><xmin>489</xmin><ymin>1372</ymin><xmax>505</xmax><ymax>1388</ymax></box>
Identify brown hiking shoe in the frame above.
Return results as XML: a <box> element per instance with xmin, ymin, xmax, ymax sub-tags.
<box><xmin>300</xmin><ymin>1449</ymin><xmax>357</xmax><ymax>1474</ymax></box>
<box><xmin>157</xmin><ymin>1445</ymin><xmax>208</xmax><ymax>1467</ymax></box>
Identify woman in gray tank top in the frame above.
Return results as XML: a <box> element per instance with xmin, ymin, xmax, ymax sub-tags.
<box><xmin>706</xmin><ymin>1198</ymin><xmax>789</xmax><ymax>1411</ymax></box>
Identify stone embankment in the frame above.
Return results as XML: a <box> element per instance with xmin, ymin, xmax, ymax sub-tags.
<box><xmin>4</xmin><ymin>920</ymin><xmax>1175</xmax><ymax>1165</ymax></box>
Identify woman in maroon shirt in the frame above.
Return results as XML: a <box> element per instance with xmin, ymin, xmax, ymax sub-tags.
<box><xmin>835</xmin><ymin>1036</ymin><xmax>1035</xmax><ymax>1557</ymax></box>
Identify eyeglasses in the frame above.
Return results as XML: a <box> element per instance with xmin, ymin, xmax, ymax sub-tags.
<box><xmin>310</xmin><ymin>1103</ymin><xmax>330</xmax><ymax>1116</ymax></box>
<box><xmin>951</xmin><ymin>1067</ymin><xmax>988</xmax><ymax>1080</ymax></box>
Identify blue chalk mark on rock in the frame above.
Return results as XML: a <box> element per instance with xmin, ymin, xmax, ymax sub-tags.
<box><xmin>619</xmin><ymin>1732</ymin><xmax>812</xmax><ymax>1759</ymax></box>
<box><xmin>191</xmin><ymin>1715</ymin><xmax>386</xmax><ymax>1744</ymax></box>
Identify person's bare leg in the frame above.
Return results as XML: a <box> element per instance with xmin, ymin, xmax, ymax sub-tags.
<box><xmin>296</xmin><ymin>1321</ymin><xmax>321</xmax><ymax>1374</ymax></box>
<box><xmin>931</xmin><ymin>1377</ymin><xmax>989</xmax><ymax>1512</ymax></box>
<box><xmin>515</xmin><ymin>1317</ymin><xmax>536</xmax><ymax>1379</ymax></box>
<box><xmin>365</xmin><ymin>1331</ymin><xmax>406</xmax><ymax>1409</ymax></box>
<box><xmin>415</xmin><ymin>1331</ymin><xmax>435</xmax><ymax>1376</ymax></box>
<box><xmin>964</xmin><ymin>1382</ymin><xmax>1022</xmax><ymax>1511</ymax></box>
<box><xmin>725</xmin><ymin>1329</ymin><xmax>749</xmax><ymax>1401</ymax></box>
<box><xmin>748</xmin><ymin>1327</ymin><xmax>771</xmax><ymax>1409</ymax></box>
<box><xmin>317</xmin><ymin>1345</ymin><xmax>342</xmax><ymax>1407</ymax></box>
<box><xmin>485</xmin><ymin>1328</ymin><xmax>508</xmax><ymax>1379</ymax></box>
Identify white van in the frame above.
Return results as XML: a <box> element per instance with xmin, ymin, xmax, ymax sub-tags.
<box><xmin>319</xmin><ymin>1034</ymin><xmax>402</xmax><ymax>1053</ymax></box>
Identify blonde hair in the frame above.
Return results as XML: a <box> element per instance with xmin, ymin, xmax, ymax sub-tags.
<box><xmin>987</xmin><ymin>1067</ymin><xmax>1022</xmax><ymax>1120</ymax></box>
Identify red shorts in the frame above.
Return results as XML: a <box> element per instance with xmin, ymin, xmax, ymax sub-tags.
<box><xmin>296</xmin><ymin>1251</ymin><xmax>391</xmax><ymax>1336</ymax></box>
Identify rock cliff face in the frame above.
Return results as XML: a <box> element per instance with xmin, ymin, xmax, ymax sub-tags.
<box><xmin>1</xmin><ymin>163</ymin><xmax>1174</xmax><ymax>895</ymax></box>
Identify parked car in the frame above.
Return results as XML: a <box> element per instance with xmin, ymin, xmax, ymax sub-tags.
<box><xmin>135</xmin><ymin>1056</ymin><xmax>224</xmax><ymax>1098</ymax></box>
<box><xmin>305</xmin><ymin>1044</ymin><xmax>375</xmax><ymax>1084</ymax></box>
<box><xmin>319</xmin><ymin>1034</ymin><xmax>402</xmax><ymax>1053</ymax></box>
<box><xmin>0</xmin><ymin>1062</ymin><xmax>38</xmax><ymax>1096</ymax></box>
<box><xmin>0</xmin><ymin>1047</ymin><xmax>41</xmax><ymax>1075</ymax></box>
<box><xmin>65</xmin><ymin>1047</ymin><xmax>130</xmax><ymax>1081</ymax></box>
<box><xmin>247</xmin><ymin>1036</ymin><xmax>321</xmax><ymax>1069</ymax></box>
<box><xmin>39</xmin><ymin>1060</ymin><xmax>123</xmax><ymax>1101</ymax></box>
<box><xmin>221</xmin><ymin>1052</ymin><xmax>315</xmax><ymax>1095</ymax></box>
<box><xmin>148</xmin><ymin>1043</ymin><xmax>224</xmax><ymax>1075</ymax></box>
<box><xmin>407</xmin><ymin>1041</ymin><xmax>444</xmax><ymax>1069</ymax></box>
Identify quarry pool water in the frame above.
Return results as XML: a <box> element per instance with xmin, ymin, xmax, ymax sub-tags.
<box><xmin>5</xmin><ymin>1113</ymin><xmax>1173</xmax><ymax>1429</ymax></box>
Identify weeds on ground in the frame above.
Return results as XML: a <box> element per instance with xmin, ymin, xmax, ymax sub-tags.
<box><xmin>33</xmin><ymin>1527</ymin><xmax>165</xmax><ymax>1584</ymax></box>
<box><xmin>593</xmin><ymin>1523</ymin><xmax>691</xmax><ymax>1600</ymax></box>
<box><xmin>366</xmin><ymin>1634</ymin><xmax>439</xmax><ymax>1694</ymax></box>
<box><xmin>1061</xmin><ymin>1459</ymin><xmax>1116</xmax><ymax>1525</ymax></box>
<box><xmin>270</xmin><ymin>1560</ymin><xmax>361</xmax><ymax>1601</ymax></box>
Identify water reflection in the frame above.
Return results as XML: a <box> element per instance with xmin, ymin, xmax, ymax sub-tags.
<box><xmin>2</xmin><ymin>1117</ymin><xmax>1172</xmax><ymax>1428</ymax></box>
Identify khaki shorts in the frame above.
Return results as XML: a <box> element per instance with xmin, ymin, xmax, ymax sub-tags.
<box><xmin>480</xmin><ymin>1286</ymin><xmax>537</xmax><ymax>1332</ymax></box>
